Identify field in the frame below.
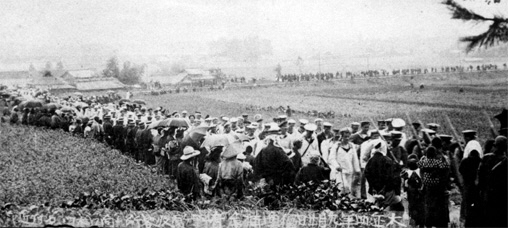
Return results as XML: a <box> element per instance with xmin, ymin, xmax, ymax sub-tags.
<box><xmin>137</xmin><ymin>71</ymin><xmax>508</xmax><ymax>143</ymax></box>
<box><xmin>2</xmin><ymin>70</ymin><xmax>506</xmax><ymax>227</ymax></box>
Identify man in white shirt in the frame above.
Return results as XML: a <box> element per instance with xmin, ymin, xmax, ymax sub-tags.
<box><xmin>329</xmin><ymin>128</ymin><xmax>361</xmax><ymax>197</ymax></box>
<box><xmin>299</xmin><ymin>123</ymin><xmax>320</xmax><ymax>166</ymax></box>
<box><xmin>278</xmin><ymin>121</ymin><xmax>293</xmax><ymax>154</ymax></box>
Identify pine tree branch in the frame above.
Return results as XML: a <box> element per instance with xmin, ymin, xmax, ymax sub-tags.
<box><xmin>460</xmin><ymin>21</ymin><xmax>508</xmax><ymax>52</ymax></box>
<box><xmin>442</xmin><ymin>0</ymin><xmax>508</xmax><ymax>22</ymax></box>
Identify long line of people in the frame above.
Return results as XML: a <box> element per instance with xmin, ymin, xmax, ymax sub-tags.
<box><xmin>277</xmin><ymin>63</ymin><xmax>505</xmax><ymax>82</ymax></box>
<box><xmin>2</xmin><ymin>88</ymin><xmax>507</xmax><ymax>227</ymax></box>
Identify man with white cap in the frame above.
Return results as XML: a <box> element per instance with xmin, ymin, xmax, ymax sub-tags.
<box><xmin>391</xmin><ymin>118</ymin><xmax>407</xmax><ymax>147</ymax></box>
<box><xmin>299</xmin><ymin>123</ymin><xmax>320</xmax><ymax>166</ymax></box>
<box><xmin>317</xmin><ymin>122</ymin><xmax>334</xmax><ymax>155</ymax></box>
<box><xmin>230</xmin><ymin>117</ymin><xmax>238</xmax><ymax>132</ymax></box>
<box><xmin>278</xmin><ymin>121</ymin><xmax>293</xmax><ymax>154</ymax></box>
<box><xmin>351</xmin><ymin>122</ymin><xmax>361</xmax><ymax>134</ymax></box>
<box><xmin>296</xmin><ymin>119</ymin><xmax>309</xmax><ymax>139</ymax></box>
<box><xmin>236</xmin><ymin>117</ymin><xmax>245</xmax><ymax>132</ymax></box>
<box><xmin>287</xmin><ymin>119</ymin><xmax>297</xmax><ymax>136</ymax></box>
<box><xmin>350</xmin><ymin>121</ymin><xmax>370</xmax><ymax>146</ymax></box>
<box><xmin>181</xmin><ymin>110</ymin><xmax>188</xmax><ymax>119</ymax></box>
<box><xmin>177</xmin><ymin>146</ymin><xmax>202</xmax><ymax>200</ymax></box>
<box><xmin>314</xmin><ymin>118</ymin><xmax>324</xmax><ymax>135</ymax></box>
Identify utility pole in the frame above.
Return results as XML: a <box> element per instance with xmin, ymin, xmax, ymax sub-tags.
<box><xmin>318</xmin><ymin>52</ymin><xmax>321</xmax><ymax>73</ymax></box>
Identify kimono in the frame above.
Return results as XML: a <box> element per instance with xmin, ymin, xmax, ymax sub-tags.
<box><xmin>295</xmin><ymin>163</ymin><xmax>327</xmax><ymax>185</ymax></box>
<box><xmin>418</xmin><ymin>156</ymin><xmax>450</xmax><ymax>227</ymax></box>
<box><xmin>401</xmin><ymin>168</ymin><xmax>424</xmax><ymax>226</ymax></box>
<box><xmin>365</xmin><ymin>152</ymin><xmax>401</xmax><ymax>209</ymax></box>
<box><xmin>459</xmin><ymin>154</ymin><xmax>481</xmax><ymax>227</ymax></box>
<box><xmin>254</xmin><ymin>143</ymin><xmax>295</xmax><ymax>186</ymax></box>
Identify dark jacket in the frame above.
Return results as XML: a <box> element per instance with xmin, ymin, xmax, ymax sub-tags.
<box><xmin>254</xmin><ymin>143</ymin><xmax>295</xmax><ymax>185</ymax></box>
<box><xmin>177</xmin><ymin>161</ymin><xmax>202</xmax><ymax>198</ymax></box>
<box><xmin>295</xmin><ymin>163</ymin><xmax>327</xmax><ymax>184</ymax></box>
<box><xmin>364</xmin><ymin>152</ymin><xmax>398</xmax><ymax>195</ymax></box>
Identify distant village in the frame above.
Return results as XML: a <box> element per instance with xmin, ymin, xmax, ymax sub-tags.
<box><xmin>0</xmin><ymin>65</ymin><xmax>229</xmax><ymax>92</ymax></box>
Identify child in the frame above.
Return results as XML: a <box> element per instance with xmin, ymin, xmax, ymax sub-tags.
<box><xmin>401</xmin><ymin>155</ymin><xmax>424</xmax><ymax>227</ymax></box>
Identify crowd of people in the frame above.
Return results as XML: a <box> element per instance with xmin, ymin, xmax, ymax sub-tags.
<box><xmin>1</xmin><ymin>88</ymin><xmax>507</xmax><ymax>227</ymax></box>
<box><xmin>277</xmin><ymin>63</ymin><xmax>505</xmax><ymax>82</ymax></box>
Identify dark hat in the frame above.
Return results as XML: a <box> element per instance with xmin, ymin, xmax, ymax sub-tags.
<box><xmin>279</xmin><ymin>121</ymin><xmax>288</xmax><ymax>128</ymax></box>
<box><xmin>462</xmin><ymin>130</ymin><xmax>477</xmax><ymax>137</ymax></box>
<box><xmin>377</xmin><ymin>120</ymin><xmax>386</xmax><ymax>124</ymax></box>
<box><xmin>437</xmin><ymin>134</ymin><xmax>453</xmax><ymax>141</ymax></box>
<box><xmin>360</xmin><ymin>121</ymin><xmax>370</xmax><ymax>126</ymax></box>
<box><xmin>391</xmin><ymin>131</ymin><xmax>403</xmax><ymax>140</ymax></box>
<box><xmin>139</xmin><ymin>122</ymin><xmax>145</xmax><ymax>126</ymax></box>
<box><xmin>117</xmin><ymin>118</ymin><xmax>124</xmax><ymax>122</ymax></box>
<box><xmin>242</xmin><ymin>113</ymin><xmax>248</xmax><ymax>117</ymax></box>
<box><xmin>427</xmin><ymin>123</ymin><xmax>440</xmax><ymax>129</ymax></box>
<box><xmin>411</xmin><ymin>122</ymin><xmax>421</xmax><ymax>128</ymax></box>
<box><xmin>195</xmin><ymin>111</ymin><xmax>201</xmax><ymax>115</ymax></box>
<box><xmin>332</xmin><ymin>127</ymin><xmax>341</xmax><ymax>132</ymax></box>
<box><xmin>104</xmin><ymin>115</ymin><xmax>111</xmax><ymax>119</ymax></box>
<box><xmin>407</xmin><ymin>158</ymin><xmax>418</xmax><ymax>170</ymax></box>
<box><xmin>431</xmin><ymin>137</ymin><xmax>442</xmax><ymax>149</ymax></box>
<box><xmin>244</xmin><ymin>120</ymin><xmax>251</xmax><ymax>125</ymax></box>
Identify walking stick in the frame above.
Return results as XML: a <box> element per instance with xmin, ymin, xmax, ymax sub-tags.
<box><xmin>405</xmin><ymin>112</ymin><xmax>423</xmax><ymax>151</ymax></box>
<box><xmin>483</xmin><ymin>110</ymin><xmax>498</xmax><ymax>138</ymax></box>
<box><xmin>444</xmin><ymin>114</ymin><xmax>465</xmax><ymax>192</ymax></box>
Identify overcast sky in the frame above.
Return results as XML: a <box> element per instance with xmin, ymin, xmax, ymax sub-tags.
<box><xmin>0</xmin><ymin>0</ymin><xmax>506</xmax><ymax>59</ymax></box>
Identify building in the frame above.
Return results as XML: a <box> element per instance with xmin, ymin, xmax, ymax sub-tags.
<box><xmin>27</xmin><ymin>70</ymin><xmax>76</xmax><ymax>92</ymax></box>
<box><xmin>60</xmin><ymin>69</ymin><xmax>126</xmax><ymax>91</ymax></box>
<box><xmin>74</xmin><ymin>77</ymin><xmax>126</xmax><ymax>91</ymax></box>
<box><xmin>146</xmin><ymin>69</ymin><xmax>220</xmax><ymax>87</ymax></box>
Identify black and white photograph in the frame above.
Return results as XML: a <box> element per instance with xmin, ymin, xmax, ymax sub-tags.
<box><xmin>0</xmin><ymin>0</ymin><xmax>507</xmax><ymax>227</ymax></box>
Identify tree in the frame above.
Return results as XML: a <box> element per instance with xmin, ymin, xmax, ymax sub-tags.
<box><xmin>56</xmin><ymin>61</ymin><xmax>64</xmax><ymax>70</ymax></box>
<box><xmin>103</xmin><ymin>56</ymin><xmax>120</xmax><ymax>78</ymax></box>
<box><xmin>444</xmin><ymin>0</ymin><xmax>508</xmax><ymax>52</ymax></box>
<box><xmin>118</xmin><ymin>61</ymin><xmax>144</xmax><ymax>85</ymax></box>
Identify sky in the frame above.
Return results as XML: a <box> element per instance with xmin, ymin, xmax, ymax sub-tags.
<box><xmin>0</xmin><ymin>0</ymin><xmax>506</xmax><ymax>69</ymax></box>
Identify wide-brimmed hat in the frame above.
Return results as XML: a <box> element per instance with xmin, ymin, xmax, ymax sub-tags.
<box><xmin>181</xmin><ymin>146</ymin><xmax>200</xmax><ymax>160</ymax></box>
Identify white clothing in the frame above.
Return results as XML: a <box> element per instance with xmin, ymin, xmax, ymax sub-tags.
<box><xmin>298</xmin><ymin>135</ymin><xmax>320</xmax><ymax>166</ymax></box>
<box><xmin>463</xmin><ymin>140</ymin><xmax>483</xmax><ymax>159</ymax></box>
<box><xmin>359</xmin><ymin>138</ymin><xmax>387</xmax><ymax>168</ymax></box>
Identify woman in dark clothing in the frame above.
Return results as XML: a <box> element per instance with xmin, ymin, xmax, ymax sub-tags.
<box><xmin>459</xmin><ymin>150</ymin><xmax>481</xmax><ymax>227</ymax></box>
<box><xmin>203</xmin><ymin>146</ymin><xmax>222</xmax><ymax>195</ymax></box>
<box><xmin>401</xmin><ymin>156</ymin><xmax>424</xmax><ymax>227</ymax></box>
<box><xmin>418</xmin><ymin>146</ymin><xmax>450</xmax><ymax>228</ymax></box>
<box><xmin>295</xmin><ymin>154</ymin><xmax>326</xmax><ymax>185</ymax></box>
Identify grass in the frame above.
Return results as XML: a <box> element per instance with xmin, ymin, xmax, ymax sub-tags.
<box><xmin>0</xmin><ymin>123</ymin><xmax>173</xmax><ymax>206</ymax></box>
<box><xmin>136</xmin><ymin>70</ymin><xmax>507</xmax><ymax>143</ymax></box>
